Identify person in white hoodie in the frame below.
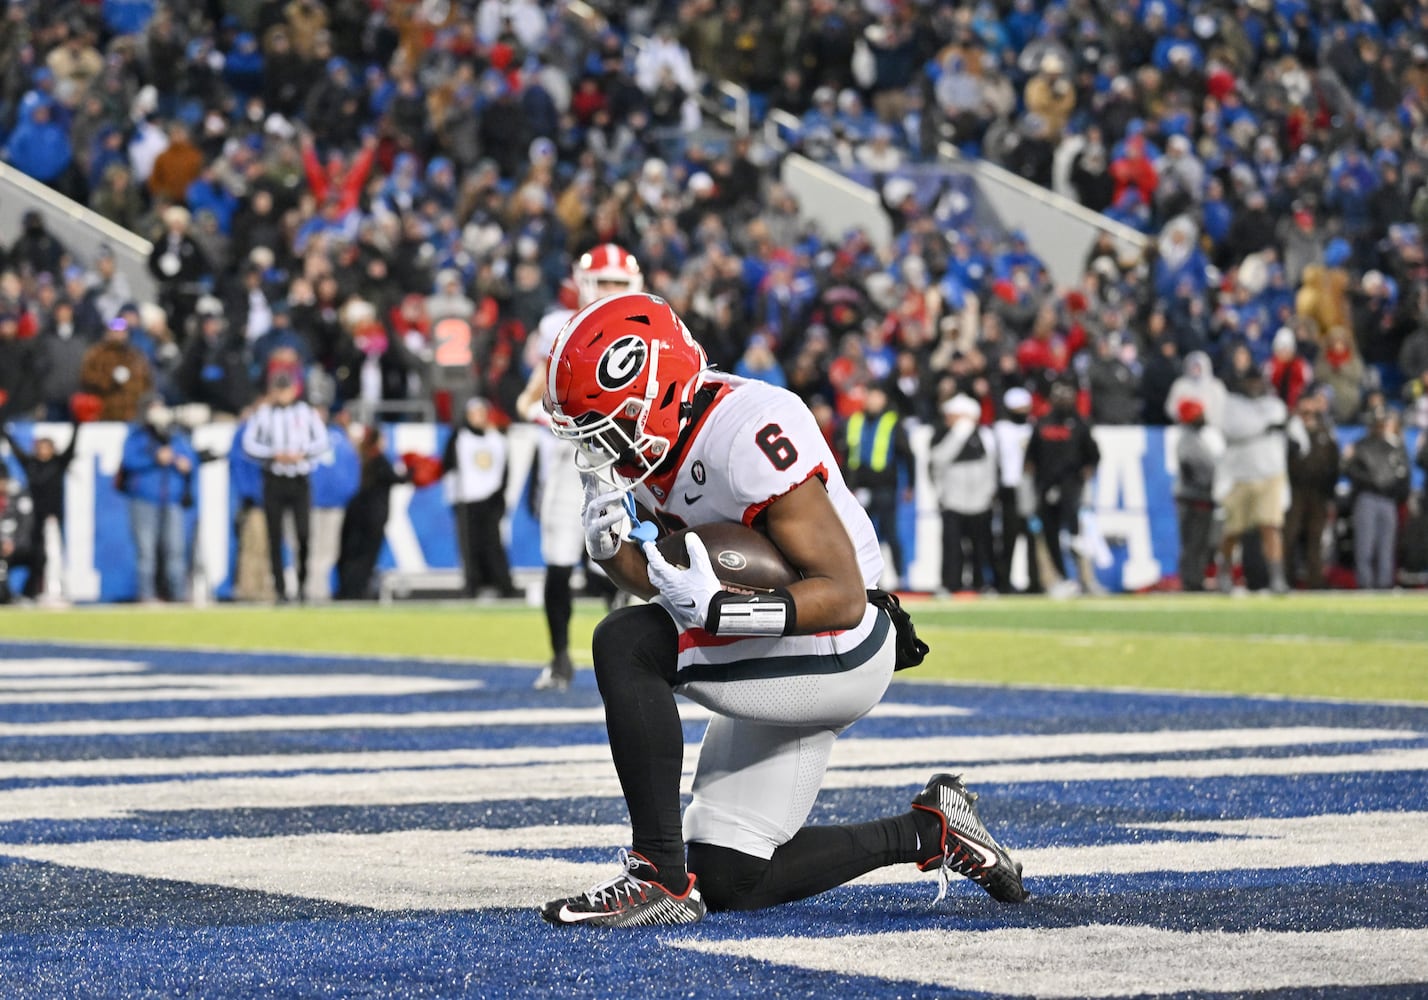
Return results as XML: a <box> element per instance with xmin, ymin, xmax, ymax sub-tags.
<box><xmin>1216</xmin><ymin>368</ymin><xmax>1290</xmax><ymax>594</ymax></box>
<box><xmin>1165</xmin><ymin>350</ymin><xmax>1228</xmax><ymax>427</ymax></box>
<box><xmin>928</xmin><ymin>394</ymin><xmax>999</xmax><ymax>593</ymax></box>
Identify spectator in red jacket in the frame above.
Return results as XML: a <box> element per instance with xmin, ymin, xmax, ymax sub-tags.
<box><xmin>1267</xmin><ymin>327</ymin><xmax>1313</xmax><ymax>410</ymax></box>
<box><xmin>1110</xmin><ymin>135</ymin><xmax>1158</xmax><ymax>208</ymax></box>
<box><xmin>300</xmin><ymin>130</ymin><xmax>379</xmax><ymax>216</ymax></box>
<box><xmin>1016</xmin><ymin>303</ymin><xmax>1072</xmax><ymax>389</ymax></box>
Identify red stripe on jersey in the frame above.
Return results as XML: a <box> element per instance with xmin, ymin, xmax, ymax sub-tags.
<box><xmin>677</xmin><ymin>622</ymin><xmax>845</xmax><ymax>652</ymax></box>
<box><xmin>741</xmin><ymin>463</ymin><xmax>829</xmax><ymax>527</ymax></box>
<box><xmin>677</xmin><ymin>628</ymin><xmax>751</xmax><ymax>652</ymax></box>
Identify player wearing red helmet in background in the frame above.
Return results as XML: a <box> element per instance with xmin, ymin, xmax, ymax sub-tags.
<box><xmin>516</xmin><ymin>246</ymin><xmax>644</xmax><ymax>691</ymax></box>
<box><xmin>536</xmin><ymin>292</ymin><xmax>1027</xmax><ymax>927</ymax></box>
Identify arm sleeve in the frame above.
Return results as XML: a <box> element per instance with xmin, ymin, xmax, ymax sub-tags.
<box><xmin>241</xmin><ymin>410</ymin><xmax>274</xmax><ymax>460</ymax></box>
<box><xmin>440</xmin><ymin>430</ymin><xmax>458</xmax><ymax>474</ymax></box>
<box><xmin>896</xmin><ymin>424</ymin><xmax>917</xmax><ymax>484</ymax></box>
<box><xmin>301</xmin><ymin>140</ymin><xmax>329</xmax><ymax>203</ymax></box>
<box><xmin>378</xmin><ymin>456</ymin><xmax>405</xmax><ymax>488</ymax></box>
<box><xmin>0</xmin><ymin>429</ymin><xmax>23</xmax><ymax>463</ymax></box>
<box><xmin>1081</xmin><ymin>424</ymin><xmax>1101</xmax><ymax>471</ymax></box>
<box><xmin>1344</xmin><ymin>449</ymin><xmax>1367</xmax><ymax>489</ymax></box>
<box><xmin>340</xmin><ymin>142</ymin><xmax>378</xmax><ymax>213</ymax></box>
<box><xmin>121</xmin><ymin>433</ymin><xmax>155</xmax><ymax>473</ymax></box>
<box><xmin>59</xmin><ymin>422</ymin><xmax>79</xmax><ymax>466</ymax></box>
<box><xmin>303</xmin><ymin>407</ymin><xmax>332</xmax><ymax>460</ymax></box>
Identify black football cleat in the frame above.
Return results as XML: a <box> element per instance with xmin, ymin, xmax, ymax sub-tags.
<box><xmin>540</xmin><ymin>850</ymin><xmax>706</xmax><ymax>928</ymax></box>
<box><xmin>912</xmin><ymin>773</ymin><xmax>1028</xmax><ymax>904</ymax></box>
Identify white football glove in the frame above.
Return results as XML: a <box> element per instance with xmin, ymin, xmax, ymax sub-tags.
<box><xmin>581</xmin><ymin>472</ymin><xmax>631</xmax><ymax>561</ymax></box>
<box><xmin>642</xmin><ymin>535</ymin><xmax>721</xmax><ymax>631</ymax></box>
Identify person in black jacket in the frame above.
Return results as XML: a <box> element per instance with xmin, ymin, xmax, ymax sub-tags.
<box><xmin>1344</xmin><ymin>406</ymin><xmax>1412</xmax><ymax>589</ymax></box>
<box><xmin>0</xmin><ymin>420</ymin><xmax>79</xmax><ymax>601</ymax></box>
<box><xmin>0</xmin><ymin>312</ymin><xmax>41</xmax><ymax>423</ymax></box>
<box><xmin>1025</xmin><ymin>380</ymin><xmax>1101</xmax><ymax>587</ymax></box>
<box><xmin>336</xmin><ymin>426</ymin><xmax>409</xmax><ymax>600</ymax></box>
<box><xmin>148</xmin><ymin>206</ymin><xmax>213</xmax><ymax>340</ymax></box>
<box><xmin>176</xmin><ymin>297</ymin><xmax>256</xmax><ymax>418</ymax></box>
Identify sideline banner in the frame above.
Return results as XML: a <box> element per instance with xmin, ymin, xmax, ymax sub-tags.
<box><xmin>1</xmin><ymin>422</ymin><xmax>1420</xmax><ymax>602</ymax></box>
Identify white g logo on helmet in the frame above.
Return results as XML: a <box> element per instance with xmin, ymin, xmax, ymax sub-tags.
<box><xmin>596</xmin><ymin>335</ymin><xmax>648</xmax><ymax>391</ymax></box>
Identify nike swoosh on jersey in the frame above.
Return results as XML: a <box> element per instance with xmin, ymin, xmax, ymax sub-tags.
<box><xmin>555</xmin><ymin>905</ymin><xmax>617</xmax><ymax>924</ymax></box>
<box><xmin>677</xmin><ymin>599</ymin><xmax>697</xmax><ymax>609</ymax></box>
<box><xmin>683</xmin><ymin>493</ymin><xmax>703</xmax><ymax>504</ymax></box>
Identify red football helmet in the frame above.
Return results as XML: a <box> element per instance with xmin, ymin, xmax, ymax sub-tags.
<box><xmin>545</xmin><ymin>292</ymin><xmax>708</xmax><ymax>489</ymax></box>
<box><xmin>556</xmin><ymin>276</ymin><xmax>580</xmax><ymax>311</ymax></box>
<box><xmin>573</xmin><ymin>244</ymin><xmax>643</xmax><ymax>306</ymax></box>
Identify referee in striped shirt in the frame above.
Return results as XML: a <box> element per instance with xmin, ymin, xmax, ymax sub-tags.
<box><xmin>241</xmin><ymin>371</ymin><xmax>331</xmax><ymax>603</ymax></box>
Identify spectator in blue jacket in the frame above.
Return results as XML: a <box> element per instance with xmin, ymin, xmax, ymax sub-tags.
<box><xmin>221</xmin><ymin>33</ymin><xmax>265</xmax><ymax>98</ymax></box>
<box><xmin>227</xmin><ymin>415</ymin><xmax>269</xmax><ymax>602</ymax></box>
<box><xmin>306</xmin><ymin>414</ymin><xmax>360</xmax><ymax>601</ymax></box>
<box><xmin>118</xmin><ymin>396</ymin><xmax>197</xmax><ymax>603</ymax></box>
<box><xmin>3</xmin><ymin>93</ymin><xmax>74</xmax><ymax>193</ymax></box>
<box><xmin>102</xmin><ymin>0</ymin><xmax>156</xmax><ymax>37</ymax></box>
<box><xmin>251</xmin><ymin>301</ymin><xmax>312</xmax><ymax>377</ymax></box>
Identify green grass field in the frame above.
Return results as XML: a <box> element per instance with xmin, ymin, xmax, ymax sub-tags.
<box><xmin>2</xmin><ymin>592</ymin><xmax>1425</xmax><ymax>703</ymax></box>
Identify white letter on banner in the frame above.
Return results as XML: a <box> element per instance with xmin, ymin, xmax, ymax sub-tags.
<box><xmin>386</xmin><ymin>424</ymin><xmax>437</xmax><ymax>569</ymax></box>
<box><xmin>907</xmin><ymin>423</ymin><xmax>941</xmax><ymax>593</ymax></box>
<box><xmin>1090</xmin><ymin>427</ymin><xmax>1162</xmax><ymax>591</ymax></box>
<box><xmin>64</xmin><ymin>423</ymin><xmax>127</xmax><ymax>602</ymax></box>
<box><xmin>190</xmin><ymin>423</ymin><xmax>236</xmax><ymax>602</ymax></box>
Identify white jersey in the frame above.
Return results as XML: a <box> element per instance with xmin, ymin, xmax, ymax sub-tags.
<box><xmin>621</xmin><ymin>373</ymin><xmax>892</xmax><ymax>752</ymax></box>
<box><xmin>525</xmin><ymin>306</ymin><xmax>585</xmax><ymax>564</ymax></box>
<box><xmin>632</xmin><ymin>376</ymin><xmax>897</xmax><ymax>860</ymax></box>
<box><xmin>993</xmin><ymin>419</ymin><xmax>1033</xmax><ymax>488</ymax></box>
<box><xmin>631</xmin><ymin>375</ymin><xmax>884</xmax><ymax>588</ymax></box>
<box><xmin>528</xmin><ymin>307</ymin><xmax>575</xmax><ymax>371</ymax></box>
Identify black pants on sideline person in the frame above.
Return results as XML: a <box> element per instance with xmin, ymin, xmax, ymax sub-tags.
<box><xmin>994</xmin><ymin>486</ymin><xmax>1041</xmax><ymax>594</ymax></box>
<box><xmin>1037</xmin><ymin>481</ymin><xmax>1083</xmax><ymax>582</ymax></box>
<box><xmin>1177</xmin><ymin>499</ymin><xmax>1215</xmax><ymax>592</ymax></box>
<box><xmin>22</xmin><ymin>515</ymin><xmax>54</xmax><ymax>599</ymax></box>
<box><xmin>336</xmin><ymin>494</ymin><xmax>388</xmax><ymax>601</ymax></box>
<box><xmin>458</xmin><ymin>495</ymin><xmax>516</xmax><ymax>597</ymax></box>
<box><xmin>865</xmin><ymin>485</ymin><xmax>904</xmax><ymax>582</ymax></box>
<box><xmin>263</xmin><ymin>471</ymin><xmax>311</xmax><ymax>602</ymax></box>
<box><xmin>941</xmin><ymin>509</ymin><xmax>994</xmax><ymax>592</ymax></box>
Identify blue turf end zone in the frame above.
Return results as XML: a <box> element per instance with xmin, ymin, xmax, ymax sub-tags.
<box><xmin>0</xmin><ymin>641</ymin><xmax>1425</xmax><ymax>998</ymax></box>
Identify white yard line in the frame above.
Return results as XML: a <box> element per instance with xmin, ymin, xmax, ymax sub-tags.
<box><xmin>922</xmin><ymin>624</ymin><xmax>1428</xmax><ymax>648</ymax></box>
<box><xmin>674</xmin><ymin>925</ymin><xmax>1428</xmax><ymax>997</ymax></box>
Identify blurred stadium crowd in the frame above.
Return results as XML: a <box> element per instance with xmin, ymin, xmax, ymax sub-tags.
<box><xmin>0</xmin><ymin>0</ymin><xmax>1426</xmax><ymax>601</ymax></box>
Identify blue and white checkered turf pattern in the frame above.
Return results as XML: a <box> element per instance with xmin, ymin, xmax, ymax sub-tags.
<box><xmin>0</xmin><ymin>640</ymin><xmax>1425</xmax><ymax>998</ymax></box>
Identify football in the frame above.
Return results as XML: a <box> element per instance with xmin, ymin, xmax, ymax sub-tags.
<box><xmin>656</xmin><ymin>522</ymin><xmax>799</xmax><ymax>594</ymax></box>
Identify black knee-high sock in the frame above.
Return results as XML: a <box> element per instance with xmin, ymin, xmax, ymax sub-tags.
<box><xmin>543</xmin><ymin>565</ymin><xmax>573</xmax><ymax>655</ymax></box>
<box><xmin>689</xmin><ymin>811</ymin><xmax>936</xmax><ymax>911</ymax></box>
<box><xmin>590</xmin><ymin>605</ymin><xmax>687</xmax><ymax>886</ymax></box>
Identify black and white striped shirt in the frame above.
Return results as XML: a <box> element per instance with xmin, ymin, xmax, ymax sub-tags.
<box><xmin>242</xmin><ymin>401</ymin><xmax>331</xmax><ymax>477</ymax></box>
